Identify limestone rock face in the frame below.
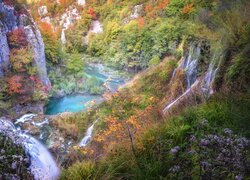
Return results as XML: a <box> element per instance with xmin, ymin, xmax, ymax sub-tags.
<box><xmin>0</xmin><ymin>1</ymin><xmax>50</xmax><ymax>86</ymax></box>
<box><xmin>0</xmin><ymin>2</ymin><xmax>17</xmax><ymax>77</ymax></box>
<box><xmin>0</xmin><ymin>21</ymin><xmax>10</xmax><ymax>77</ymax></box>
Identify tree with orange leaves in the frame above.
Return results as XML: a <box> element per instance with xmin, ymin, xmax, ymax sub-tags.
<box><xmin>138</xmin><ymin>17</ymin><xmax>145</xmax><ymax>29</ymax></box>
<box><xmin>38</xmin><ymin>22</ymin><xmax>60</xmax><ymax>63</ymax></box>
<box><xmin>88</xmin><ymin>6</ymin><xmax>97</xmax><ymax>20</ymax></box>
<box><xmin>7</xmin><ymin>75</ymin><xmax>24</xmax><ymax>95</ymax></box>
<box><xmin>182</xmin><ymin>3</ymin><xmax>194</xmax><ymax>14</ymax></box>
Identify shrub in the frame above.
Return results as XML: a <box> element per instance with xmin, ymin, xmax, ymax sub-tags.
<box><xmin>60</xmin><ymin>161</ymin><xmax>95</xmax><ymax>180</ymax></box>
<box><xmin>9</xmin><ymin>48</ymin><xmax>33</xmax><ymax>73</ymax></box>
<box><xmin>7</xmin><ymin>28</ymin><xmax>28</xmax><ymax>48</ymax></box>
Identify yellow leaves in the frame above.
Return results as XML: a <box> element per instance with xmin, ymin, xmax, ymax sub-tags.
<box><xmin>182</xmin><ymin>3</ymin><xmax>194</xmax><ymax>14</ymax></box>
<box><xmin>126</xmin><ymin>115</ymin><xmax>141</xmax><ymax>130</ymax></box>
<box><xmin>95</xmin><ymin>135</ymin><xmax>104</xmax><ymax>142</ymax></box>
<box><xmin>81</xmin><ymin>148</ymin><xmax>87</xmax><ymax>155</ymax></box>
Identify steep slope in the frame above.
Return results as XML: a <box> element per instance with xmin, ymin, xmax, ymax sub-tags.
<box><xmin>58</xmin><ymin>0</ymin><xmax>250</xmax><ymax>179</ymax></box>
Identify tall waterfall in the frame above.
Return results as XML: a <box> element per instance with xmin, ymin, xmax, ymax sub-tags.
<box><xmin>163</xmin><ymin>45</ymin><xmax>200</xmax><ymax>113</ymax></box>
<box><xmin>163</xmin><ymin>44</ymin><xmax>219</xmax><ymax>113</ymax></box>
<box><xmin>0</xmin><ymin>117</ymin><xmax>60</xmax><ymax>180</ymax></box>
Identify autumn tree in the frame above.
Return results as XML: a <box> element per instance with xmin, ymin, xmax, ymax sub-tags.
<box><xmin>87</xmin><ymin>6</ymin><xmax>97</xmax><ymax>20</ymax></box>
<box><xmin>7</xmin><ymin>75</ymin><xmax>24</xmax><ymax>95</ymax></box>
<box><xmin>9</xmin><ymin>48</ymin><xmax>33</xmax><ymax>73</ymax></box>
<box><xmin>38</xmin><ymin>21</ymin><xmax>61</xmax><ymax>63</ymax></box>
<box><xmin>7</xmin><ymin>28</ymin><xmax>28</xmax><ymax>49</ymax></box>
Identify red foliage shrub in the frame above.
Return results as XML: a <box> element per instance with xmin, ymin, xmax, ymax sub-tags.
<box><xmin>7</xmin><ymin>75</ymin><xmax>24</xmax><ymax>95</ymax></box>
<box><xmin>7</xmin><ymin>28</ymin><xmax>28</xmax><ymax>49</ymax></box>
<box><xmin>87</xmin><ymin>6</ymin><xmax>97</xmax><ymax>20</ymax></box>
<box><xmin>157</xmin><ymin>0</ymin><xmax>170</xmax><ymax>10</ymax></box>
<box><xmin>137</xmin><ymin>17</ymin><xmax>145</xmax><ymax>29</ymax></box>
<box><xmin>2</xmin><ymin>0</ymin><xmax>14</xmax><ymax>6</ymax></box>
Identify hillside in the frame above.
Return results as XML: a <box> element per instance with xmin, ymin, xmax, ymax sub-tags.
<box><xmin>0</xmin><ymin>0</ymin><xmax>249</xmax><ymax>179</ymax></box>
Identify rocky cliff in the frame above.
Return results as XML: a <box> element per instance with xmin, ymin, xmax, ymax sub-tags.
<box><xmin>0</xmin><ymin>0</ymin><xmax>50</xmax><ymax>86</ymax></box>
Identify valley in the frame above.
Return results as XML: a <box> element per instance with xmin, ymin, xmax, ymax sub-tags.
<box><xmin>0</xmin><ymin>0</ymin><xmax>249</xmax><ymax>179</ymax></box>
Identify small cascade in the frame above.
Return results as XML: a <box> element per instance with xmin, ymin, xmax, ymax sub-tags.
<box><xmin>61</xmin><ymin>29</ymin><xmax>66</xmax><ymax>44</ymax></box>
<box><xmin>163</xmin><ymin>43</ymin><xmax>221</xmax><ymax>114</ymax></box>
<box><xmin>201</xmin><ymin>62</ymin><xmax>219</xmax><ymax>95</ymax></box>
<box><xmin>163</xmin><ymin>45</ymin><xmax>200</xmax><ymax>113</ymax></box>
<box><xmin>130</xmin><ymin>5</ymin><xmax>143</xmax><ymax>19</ymax></box>
<box><xmin>163</xmin><ymin>80</ymin><xmax>199</xmax><ymax>113</ymax></box>
<box><xmin>180</xmin><ymin>45</ymin><xmax>200</xmax><ymax>88</ymax></box>
<box><xmin>79</xmin><ymin>120</ymin><xmax>98</xmax><ymax>147</ymax></box>
<box><xmin>0</xmin><ymin>118</ymin><xmax>60</xmax><ymax>180</ymax></box>
<box><xmin>15</xmin><ymin>114</ymin><xmax>37</xmax><ymax>124</ymax></box>
<box><xmin>77</xmin><ymin>0</ymin><xmax>86</xmax><ymax>6</ymax></box>
<box><xmin>85</xmin><ymin>20</ymin><xmax>103</xmax><ymax>44</ymax></box>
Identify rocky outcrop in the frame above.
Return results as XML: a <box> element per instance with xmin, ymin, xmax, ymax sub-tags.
<box><xmin>20</xmin><ymin>15</ymin><xmax>50</xmax><ymax>86</ymax></box>
<box><xmin>0</xmin><ymin>1</ymin><xmax>50</xmax><ymax>86</ymax></box>
<box><xmin>0</xmin><ymin>2</ymin><xmax>17</xmax><ymax>77</ymax></box>
<box><xmin>0</xmin><ymin>21</ymin><xmax>10</xmax><ymax>77</ymax></box>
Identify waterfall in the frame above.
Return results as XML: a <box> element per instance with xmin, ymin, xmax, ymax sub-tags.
<box><xmin>79</xmin><ymin>120</ymin><xmax>97</xmax><ymax>147</ymax></box>
<box><xmin>90</xmin><ymin>20</ymin><xmax>103</xmax><ymax>34</ymax></box>
<box><xmin>180</xmin><ymin>45</ymin><xmax>200</xmax><ymax>88</ymax></box>
<box><xmin>61</xmin><ymin>29</ymin><xmax>66</xmax><ymax>44</ymax></box>
<box><xmin>15</xmin><ymin>114</ymin><xmax>37</xmax><ymax>124</ymax></box>
<box><xmin>77</xmin><ymin>0</ymin><xmax>86</xmax><ymax>6</ymax></box>
<box><xmin>201</xmin><ymin>61</ymin><xmax>219</xmax><ymax>95</ymax></box>
<box><xmin>85</xmin><ymin>20</ymin><xmax>103</xmax><ymax>45</ymax></box>
<box><xmin>163</xmin><ymin>44</ymin><xmax>221</xmax><ymax>114</ymax></box>
<box><xmin>163</xmin><ymin>45</ymin><xmax>200</xmax><ymax>113</ymax></box>
<box><xmin>163</xmin><ymin>80</ymin><xmax>199</xmax><ymax>113</ymax></box>
<box><xmin>0</xmin><ymin>117</ymin><xmax>60</xmax><ymax>180</ymax></box>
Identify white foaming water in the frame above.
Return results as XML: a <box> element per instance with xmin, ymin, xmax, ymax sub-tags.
<box><xmin>163</xmin><ymin>80</ymin><xmax>199</xmax><ymax>113</ymax></box>
<box><xmin>32</xmin><ymin>118</ymin><xmax>49</xmax><ymax>127</ymax></box>
<box><xmin>79</xmin><ymin>120</ymin><xmax>97</xmax><ymax>147</ymax></box>
<box><xmin>202</xmin><ymin>62</ymin><xmax>219</xmax><ymax>95</ymax></box>
<box><xmin>163</xmin><ymin>44</ymin><xmax>220</xmax><ymax>114</ymax></box>
<box><xmin>77</xmin><ymin>0</ymin><xmax>86</xmax><ymax>6</ymax></box>
<box><xmin>61</xmin><ymin>29</ymin><xmax>66</xmax><ymax>44</ymax></box>
<box><xmin>90</xmin><ymin>20</ymin><xmax>103</xmax><ymax>34</ymax></box>
<box><xmin>0</xmin><ymin>117</ymin><xmax>60</xmax><ymax>180</ymax></box>
<box><xmin>180</xmin><ymin>45</ymin><xmax>200</xmax><ymax>88</ymax></box>
<box><xmin>163</xmin><ymin>45</ymin><xmax>200</xmax><ymax>113</ymax></box>
<box><xmin>15</xmin><ymin>114</ymin><xmax>37</xmax><ymax>124</ymax></box>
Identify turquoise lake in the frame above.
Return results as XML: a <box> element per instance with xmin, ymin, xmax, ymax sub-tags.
<box><xmin>45</xmin><ymin>64</ymin><xmax>130</xmax><ymax>115</ymax></box>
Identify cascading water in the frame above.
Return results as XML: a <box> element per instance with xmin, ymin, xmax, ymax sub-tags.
<box><xmin>79</xmin><ymin>120</ymin><xmax>98</xmax><ymax>147</ymax></box>
<box><xmin>0</xmin><ymin>117</ymin><xmax>60</xmax><ymax>180</ymax></box>
<box><xmin>201</xmin><ymin>58</ymin><xmax>220</xmax><ymax>95</ymax></box>
<box><xmin>163</xmin><ymin>45</ymin><xmax>200</xmax><ymax>112</ymax></box>
<box><xmin>163</xmin><ymin>80</ymin><xmax>199</xmax><ymax>113</ymax></box>
<box><xmin>163</xmin><ymin>44</ymin><xmax>220</xmax><ymax>113</ymax></box>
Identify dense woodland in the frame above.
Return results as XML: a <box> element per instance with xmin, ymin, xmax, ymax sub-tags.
<box><xmin>0</xmin><ymin>0</ymin><xmax>249</xmax><ymax>179</ymax></box>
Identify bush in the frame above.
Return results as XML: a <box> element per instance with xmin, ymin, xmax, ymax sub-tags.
<box><xmin>9</xmin><ymin>48</ymin><xmax>33</xmax><ymax>73</ymax></box>
<box><xmin>60</xmin><ymin>161</ymin><xmax>95</xmax><ymax>180</ymax></box>
<box><xmin>7</xmin><ymin>28</ymin><xmax>28</xmax><ymax>48</ymax></box>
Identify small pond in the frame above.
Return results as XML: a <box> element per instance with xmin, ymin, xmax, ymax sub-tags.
<box><xmin>45</xmin><ymin>64</ymin><xmax>130</xmax><ymax>115</ymax></box>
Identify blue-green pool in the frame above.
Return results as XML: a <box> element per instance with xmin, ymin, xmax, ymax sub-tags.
<box><xmin>45</xmin><ymin>64</ymin><xmax>130</xmax><ymax>115</ymax></box>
